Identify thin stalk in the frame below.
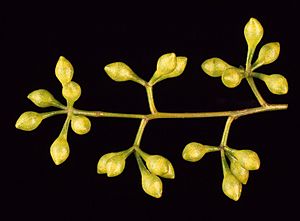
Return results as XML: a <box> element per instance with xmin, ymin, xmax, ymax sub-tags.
<box><xmin>220</xmin><ymin>116</ymin><xmax>235</xmax><ymax>148</ymax></box>
<box><xmin>59</xmin><ymin>115</ymin><xmax>71</xmax><ymax>139</ymax></box>
<box><xmin>73</xmin><ymin>109</ymin><xmax>145</xmax><ymax>119</ymax></box>
<box><xmin>42</xmin><ymin>110</ymin><xmax>68</xmax><ymax>119</ymax></box>
<box><xmin>133</xmin><ymin>119</ymin><xmax>148</xmax><ymax>147</ymax></box>
<box><xmin>73</xmin><ymin>104</ymin><xmax>287</xmax><ymax>120</ymax></box>
<box><xmin>245</xmin><ymin>48</ymin><xmax>254</xmax><ymax>73</ymax></box>
<box><xmin>146</xmin><ymin>85</ymin><xmax>158</xmax><ymax>113</ymax></box>
<box><xmin>246</xmin><ymin>77</ymin><xmax>267</xmax><ymax>106</ymax></box>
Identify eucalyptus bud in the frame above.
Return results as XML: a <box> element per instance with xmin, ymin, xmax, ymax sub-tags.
<box><xmin>105</xmin><ymin>155</ymin><xmax>126</xmax><ymax>177</ymax></box>
<box><xmin>221</xmin><ymin>151</ymin><xmax>242</xmax><ymax>201</ymax></box>
<box><xmin>104</xmin><ymin>62</ymin><xmax>145</xmax><ymax>85</ymax></box>
<box><xmin>62</xmin><ymin>81</ymin><xmax>81</xmax><ymax>103</ymax></box>
<box><xmin>182</xmin><ymin>142</ymin><xmax>219</xmax><ymax>162</ymax></box>
<box><xmin>244</xmin><ymin>18</ymin><xmax>264</xmax><ymax>51</ymax></box>
<box><xmin>27</xmin><ymin>89</ymin><xmax>61</xmax><ymax>108</ymax></box>
<box><xmin>50</xmin><ymin>136</ymin><xmax>70</xmax><ymax>165</ymax></box>
<box><xmin>145</xmin><ymin>155</ymin><xmax>175</xmax><ymax>179</ymax></box>
<box><xmin>97</xmin><ymin>153</ymin><xmax>116</xmax><ymax>174</ymax></box>
<box><xmin>15</xmin><ymin>111</ymin><xmax>43</xmax><ymax>131</ymax></box>
<box><xmin>222</xmin><ymin>171</ymin><xmax>242</xmax><ymax>201</ymax></box>
<box><xmin>253</xmin><ymin>42</ymin><xmax>280</xmax><ymax>69</ymax></box>
<box><xmin>55</xmin><ymin>56</ymin><xmax>74</xmax><ymax>85</ymax></box>
<box><xmin>201</xmin><ymin>58</ymin><xmax>232</xmax><ymax>77</ymax></box>
<box><xmin>149</xmin><ymin>56</ymin><xmax>187</xmax><ymax>85</ymax></box>
<box><xmin>221</xmin><ymin>68</ymin><xmax>244</xmax><ymax>88</ymax></box>
<box><xmin>226</xmin><ymin>148</ymin><xmax>260</xmax><ymax>170</ymax></box>
<box><xmin>228</xmin><ymin>155</ymin><xmax>249</xmax><ymax>185</ymax></box>
<box><xmin>156</xmin><ymin>53</ymin><xmax>177</xmax><ymax>74</ymax></box>
<box><xmin>71</xmin><ymin>115</ymin><xmax>91</xmax><ymax>135</ymax></box>
<box><xmin>142</xmin><ymin>172</ymin><xmax>163</xmax><ymax>198</ymax></box>
<box><xmin>262</xmin><ymin>74</ymin><xmax>288</xmax><ymax>95</ymax></box>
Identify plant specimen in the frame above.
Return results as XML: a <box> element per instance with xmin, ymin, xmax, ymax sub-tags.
<box><xmin>15</xmin><ymin>18</ymin><xmax>288</xmax><ymax>201</ymax></box>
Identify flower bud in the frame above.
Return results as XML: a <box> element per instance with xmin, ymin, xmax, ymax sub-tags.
<box><xmin>244</xmin><ymin>18</ymin><xmax>264</xmax><ymax>51</ymax></box>
<box><xmin>263</xmin><ymin>74</ymin><xmax>288</xmax><ymax>95</ymax></box>
<box><xmin>15</xmin><ymin>111</ymin><xmax>43</xmax><ymax>131</ymax></box>
<box><xmin>221</xmin><ymin>151</ymin><xmax>242</xmax><ymax>201</ymax></box>
<box><xmin>156</xmin><ymin>53</ymin><xmax>177</xmax><ymax>74</ymax></box>
<box><xmin>182</xmin><ymin>142</ymin><xmax>218</xmax><ymax>162</ymax></box>
<box><xmin>50</xmin><ymin>136</ymin><xmax>70</xmax><ymax>165</ymax></box>
<box><xmin>142</xmin><ymin>172</ymin><xmax>163</xmax><ymax>198</ymax></box>
<box><xmin>55</xmin><ymin>56</ymin><xmax>74</xmax><ymax>85</ymax></box>
<box><xmin>229</xmin><ymin>158</ymin><xmax>249</xmax><ymax>185</ymax></box>
<box><xmin>149</xmin><ymin>56</ymin><xmax>187</xmax><ymax>85</ymax></box>
<box><xmin>97</xmin><ymin>153</ymin><xmax>116</xmax><ymax>174</ymax></box>
<box><xmin>27</xmin><ymin>89</ymin><xmax>60</xmax><ymax>108</ymax></box>
<box><xmin>229</xmin><ymin>149</ymin><xmax>260</xmax><ymax>170</ymax></box>
<box><xmin>221</xmin><ymin>68</ymin><xmax>243</xmax><ymax>88</ymax></box>
<box><xmin>201</xmin><ymin>58</ymin><xmax>232</xmax><ymax>77</ymax></box>
<box><xmin>71</xmin><ymin>115</ymin><xmax>91</xmax><ymax>135</ymax></box>
<box><xmin>253</xmin><ymin>42</ymin><xmax>280</xmax><ymax>68</ymax></box>
<box><xmin>106</xmin><ymin>155</ymin><xmax>126</xmax><ymax>177</ymax></box>
<box><xmin>222</xmin><ymin>171</ymin><xmax>242</xmax><ymax>201</ymax></box>
<box><xmin>145</xmin><ymin>155</ymin><xmax>175</xmax><ymax>179</ymax></box>
<box><xmin>104</xmin><ymin>62</ymin><xmax>145</xmax><ymax>85</ymax></box>
<box><xmin>62</xmin><ymin>81</ymin><xmax>81</xmax><ymax>103</ymax></box>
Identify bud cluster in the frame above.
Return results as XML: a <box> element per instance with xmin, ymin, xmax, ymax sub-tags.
<box><xmin>201</xmin><ymin>18</ymin><xmax>288</xmax><ymax>95</ymax></box>
<box><xmin>221</xmin><ymin>147</ymin><xmax>260</xmax><ymax>201</ymax></box>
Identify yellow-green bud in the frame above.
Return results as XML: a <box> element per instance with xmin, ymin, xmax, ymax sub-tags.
<box><xmin>182</xmin><ymin>142</ymin><xmax>218</xmax><ymax>162</ymax></box>
<box><xmin>253</xmin><ymin>42</ymin><xmax>280</xmax><ymax>68</ymax></box>
<box><xmin>106</xmin><ymin>155</ymin><xmax>126</xmax><ymax>177</ymax></box>
<box><xmin>230</xmin><ymin>149</ymin><xmax>260</xmax><ymax>170</ymax></box>
<box><xmin>229</xmin><ymin>158</ymin><xmax>249</xmax><ymax>185</ymax></box>
<box><xmin>62</xmin><ymin>81</ymin><xmax>81</xmax><ymax>103</ymax></box>
<box><xmin>201</xmin><ymin>58</ymin><xmax>232</xmax><ymax>77</ymax></box>
<box><xmin>104</xmin><ymin>62</ymin><xmax>145</xmax><ymax>85</ymax></box>
<box><xmin>50</xmin><ymin>136</ymin><xmax>70</xmax><ymax>165</ymax></box>
<box><xmin>15</xmin><ymin>111</ymin><xmax>43</xmax><ymax>131</ymax></box>
<box><xmin>263</xmin><ymin>74</ymin><xmax>288</xmax><ymax>95</ymax></box>
<box><xmin>149</xmin><ymin>56</ymin><xmax>187</xmax><ymax>85</ymax></box>
<box><xmin>71</xmin><ymin>115</ymin><xmax>91</xmax><ymax>135</ymax></box>
<box><xmin>221</xmin><ymin>68</ymin><xmax>243</xmax><ymax>88</ymax></box>
<box><xmin>156</xmin><ymin>53</ymin><xmax>177</xmax><ymax>74</ymax></box>
<box><xmin>142</xmin><ymin>172</ymin><xmax>163</xmax><ymax>198</ymax></box>
<box><xmin>244</xmin><ymin>18</ymin><xmax>264</xmax><ymax>51</ymax></box>
<box><xmin>221</xmin><ymin>150</ymin><xmax>242</xmax><ymax>201</ymax></box>
<box><xmin>27</xmin><ymin>89</ymin><xmax>60</xmax><ymax>108</ymax></box>
<box><xmin>222</xmin><ymin>171</ymin><xmax>242</xmax><ymax>201</ymax></box>
<box><xmin>145</xmin><ymin>155</ymin><xmax>175</xmax><ymax>179</ymax></box>
<box><xmin>97</xmin><ymin>153</ymin><xmax>116</xmax><ymax>174</ymax></box>
<box><xmin>55</xmin><ymin>56</ymin><xmax>74</xmax><ymax>85</ymax></box>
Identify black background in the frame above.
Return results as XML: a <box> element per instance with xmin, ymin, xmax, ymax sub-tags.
<box><xmin>2</xmin><ymin>1</ymin><xmax>298</xmax><ymax>220</ymax></box>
